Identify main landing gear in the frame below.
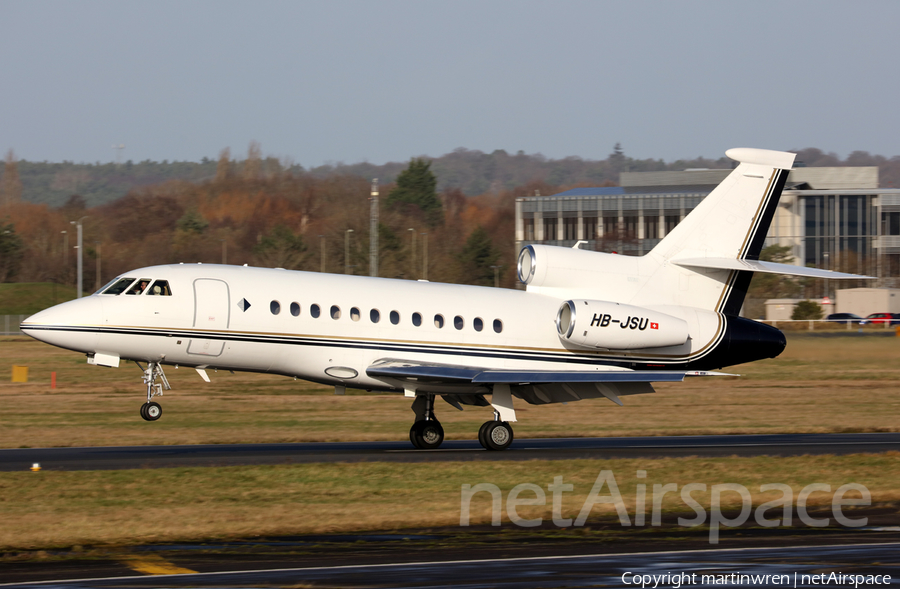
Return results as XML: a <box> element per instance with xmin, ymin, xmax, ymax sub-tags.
<box><xmin>137</xmin><ymin>361</ymin><xmax>170</xmax><ymax>422</ymax></box>
<box><xmin>478</xmin><ymin>416</ymin><xmax>514</xmax><ymax>451</ymax></box>
<box><xmin>409</xmin><ymin>394</ymin><xmax>444</xmax><ymax>449</ymax></box>
<box><xmin>408</xmin><ymin>390</ymin><xmax>515</xmax><ymax>451</ymax></box>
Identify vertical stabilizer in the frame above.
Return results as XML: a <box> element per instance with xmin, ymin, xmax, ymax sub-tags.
<box><xmin>646</xmin><ymin>148</ymin><xmax>795</xmax><ymax>314</ymax></box>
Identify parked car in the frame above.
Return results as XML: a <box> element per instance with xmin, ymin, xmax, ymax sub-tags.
<box><xmin>825</xmin><ymin>313</ymin><xmax>867</xmax><ymax>325</ymax></box>
<box><xmin>865</xmin><ymin>312</ymin><xmax>900</xmax><ymax>325</ymax></box>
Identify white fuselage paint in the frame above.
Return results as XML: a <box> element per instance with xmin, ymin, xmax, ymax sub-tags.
<box><xmin>22</xmin><ymin>262</ymin><xmax>723</xmax><ymax>393</ymax></box>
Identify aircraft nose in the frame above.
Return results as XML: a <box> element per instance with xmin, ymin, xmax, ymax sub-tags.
<box><xmin>20</xmin><ymin>297</ymin><xmax>103</xmax><ymax>353</ymax></box>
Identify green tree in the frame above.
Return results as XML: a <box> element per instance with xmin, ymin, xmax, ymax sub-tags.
<box><xmin>0</xmin><ymin>221</ymin><xmax>24</xmax><ymax>282</ymax></box>
<box><xmin>254</xmin><ymin>225</ymin><xmax>307</xmax><ymax>269</ymax></box>
<box><xmin>747</xmin><ymin>244</ymin><xmax>801</xmax><ymax>300</ymax></box>
<box><xmin>387</xmin><ymin>158</ymin><xmax>442</xmax><ymax>225</ymax></box>
<box><xmin>792</xmin><ymin>300</ymin><xmax>823</xmax><ymax>320</ymax></box>
<box><xmin>457</xmin><ymin>226</ymin><xmax>498</xmax><ymax>286</ymax></box>
<box><xmin>1</xmin><ymin>149</ymin><xmax>22</xmax><ymax>207</ymax></box>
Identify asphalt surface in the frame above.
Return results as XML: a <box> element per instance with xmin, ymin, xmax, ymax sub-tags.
<box><xmin>2</xmin><ymin>542</ymin><xmax>899</xmax><ymax>588</ymax></box>
<box><xmin>2</xmin><ymin>432</ymin><xmax>899</xmax><ymax>471</ymax></box>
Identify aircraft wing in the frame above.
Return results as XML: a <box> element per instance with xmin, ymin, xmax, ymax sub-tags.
<box><xmin>366</xmin><ymin>359</ymin><xmax>686</xmax><ymax>384</ymax></box>
<box><xmin>366</xmin><ymin>359</ymin><xmax>694</xmax><ymax>408</ymax></box>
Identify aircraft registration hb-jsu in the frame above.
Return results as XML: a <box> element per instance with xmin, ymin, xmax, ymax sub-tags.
<box><xmin>21</xmin><ymin>148</ymin><xmax>867</xmax><ymax>450</ymax></box>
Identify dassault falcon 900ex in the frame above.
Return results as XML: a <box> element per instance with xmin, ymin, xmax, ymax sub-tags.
<box><xmin>22</xmin><ymin>148</ymin><xmax>867</xmax><ymax>450</ymax></box>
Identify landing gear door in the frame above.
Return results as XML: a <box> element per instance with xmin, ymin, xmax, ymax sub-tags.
<box><xmin>189</xmin><ymin>278</ymin><xmax>230</xmax><ymax>357</ymax></box>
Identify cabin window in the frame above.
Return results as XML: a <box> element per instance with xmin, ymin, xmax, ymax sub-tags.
<box><xmin>290</xmin><ymin>302</ymin><xmax>301</xmax><ymax>317</ymax></box>
<box><xmin>331</xmin><ymin>305</ymin><xmax>341</xmax><ymax>320</ymax></box>
<box><xmin>147</xmin><ymin>280</ymin><xmax>171</xmax><ymax>296</ymax></box>
<box><xmin>412</xmin><ymin>312</ymin><xmax>422</xmax><ymax>327</ymax></box>
<box><xmin>102</xmin><ymin>277</ymin><xmax>136</xmax><ymax>295</ymax></box>
<box><xmin>493</xmin><ymin>319</ymin><xmax>503</xmax><ymax>333</ymax></box>
<box><xmin>125</xmin><ymin>278</ymin><xmax>152</xmax><ymax>295</ymax></box>
<box><xmin>473</xmin><ymin>317</ymin><xmax>483</xmax><ymax>332</ymax></box>
<box><xmin>390</xmin><ymin>310</ymin><xmax>400</xmax><ymax>325</ymax></box>
<box><xmin>270</xmin><ymin>300</ymin><xmax>281</xmax><ymax>315</ymax></box>
<box><xmin>454</xmin><ymin>315</ymin><xmax>464</xmax><ymax>330</ymax></box>
<box><xmin>311</xmin><ymin>304</ymin><xmax>321</xmax><ymax>318</ymax></box>
<box><xmin>370</xmin><ymin>309</ymin><xmax>380</xmax><ymax>323</ymax></box>
<box><xmin>434</xmin><ymin>314</ymin><xmax>444</xmax><ymax>328</ymax></box>
<box><xmin>351</xmin><ymin>307</ymin><xmax>361</xmax><ymax>321</ymax></box>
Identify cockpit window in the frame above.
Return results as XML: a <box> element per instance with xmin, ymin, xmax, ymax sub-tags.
<box><xmin>101</xmin><ymin>277</ymin><xmax>137</xmax><ymax>295</ymax></box>
<box><xmin>147</xmin><ymin>280</ymin><xmax>172</xmax><ymax>296</ymax></box>
<box><xmin>126</xmin><ymin>279</ymin><xmax>152</xmax><ymax>295</ymax></box>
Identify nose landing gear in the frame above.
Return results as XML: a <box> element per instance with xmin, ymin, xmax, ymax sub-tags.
<box><xmin>137</xmin><ymin>361</ymin><xmax>170</xmax><ymax>422</ymax></box>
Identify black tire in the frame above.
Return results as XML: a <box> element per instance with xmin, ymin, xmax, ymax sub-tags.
<box><xmin>144</xmin><ymin>401</ymin><xmax>162</xmax><ymax>421</ymax></box>
<box><xmin>477</xmin><ymin>421</ymin><xmax>493</xmax><ymax>449</ymax></box>
<box><xmin>484</xmin><ymin>421</ymin><xmax>513</xmax><ymax>451</ymax></box>
<box><xmin>139</xmin><ymin>403</ymin><xmax>149</xmax><ymax>421</ymax></box>
<box><xmin>412</xmin><ymin>420</ymin><xmax>444</xmax><ymax>450</ymax></box>
<box><xmin>409</xmin><ymin>422</ymin><xmax>422</xmax><ymax>449</ymax></box>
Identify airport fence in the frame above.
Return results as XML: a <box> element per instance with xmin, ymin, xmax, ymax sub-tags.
<box><xmin>1</xmin><ymin>315</ymin><xmax>27</xmax><ymax>336</ymax></box>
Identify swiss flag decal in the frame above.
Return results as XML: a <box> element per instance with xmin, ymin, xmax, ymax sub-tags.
<box><xmin>650</xmin><ymin>322</ymin><xmax>659</xmax><ymax>330</ymax></box>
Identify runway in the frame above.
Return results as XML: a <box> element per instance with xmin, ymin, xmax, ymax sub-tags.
<box><xmin>2</xmin><ymin>432</ymin><xmax>899</xmax><ymax>471</ymax></box>
<box><xmin>2</xmin><ymin>542</ymin><xmax>899</xmax><ymax>588</ymax></box>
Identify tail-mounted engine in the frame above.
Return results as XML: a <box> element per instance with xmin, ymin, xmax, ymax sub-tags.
<box><xmin>557</xmin><ymin>299</ymin><xmax>690</xmax><ymax>350</ymax></box>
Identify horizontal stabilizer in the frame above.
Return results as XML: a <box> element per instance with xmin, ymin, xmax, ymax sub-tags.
<box><xmin>672</xmin><ymin>257</ymin><xmax>873</xmax><ymax>280</ymax></box>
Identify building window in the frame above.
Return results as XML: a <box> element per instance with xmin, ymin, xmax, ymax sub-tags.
<box><xmin>524</xmin><ymin>217</ymin><xmax>535</xmax><ymax>241</ymax></box>
<box><xmin>543</xmin><ymin>217</ymin><xmax>557</xmax><ymax>241</ymax></box>
<box><xmin>603</xmin><ymin>216</ymin><xmax>618</xmax><ymax>238</ymax></box>
<box><xmin>665</xmin><ymin>215</ymin><xmax>680</xmax><ymax>234</ymax></box>
<box><xmin>644</xmin><ymin>216</ymin><xmax>659</xmax><ymax>240</ymax></box>
<box><xmin>564</xmin><ymin>217</ymin><xmax>578</xmax><ymax>241</ymax></box>
<box><xmin>583</xmin><ymin>217</ymin><xmax>597</xmax><ymax>241</ymax></box>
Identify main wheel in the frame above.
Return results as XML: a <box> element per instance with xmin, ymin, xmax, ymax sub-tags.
<box><xmin>141</xmin><ymin>402</ymin><xmax>162</xmax><ymax>421</ymax></box>
<box><xmin>411</xmin><ymin>420</ymin><xmax>444</xmax><ymax>449</ymax></box>
<box><xmin>477</xmin><ymin>421</ymin><xmax>493</xmax><ymax>449</ymax></box>
<box><xmin>483</xmin><ymin>421</ymin><xmax>513</xmax><ymax>451</ymax></box>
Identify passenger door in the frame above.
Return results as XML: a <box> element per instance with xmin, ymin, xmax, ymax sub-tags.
<box><xmin>188</xmin><ymin>278</ymin><xmax>230</xmax><ymax>357</ymax></box>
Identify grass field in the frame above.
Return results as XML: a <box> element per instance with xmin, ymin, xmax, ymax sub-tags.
<box><xmin>1</xmin><ymin>454</ymin><xmax>897</xmax><ymax>550</ymax></box>
<box><xmin>1</xmin><ymin>334</ymin><xmax>899</xmax><ymax>448</ymax></box>
<box><xmin>1</xmin><ymin>334</ymin><xmax>899</xmax><ymax>551</ymax></box>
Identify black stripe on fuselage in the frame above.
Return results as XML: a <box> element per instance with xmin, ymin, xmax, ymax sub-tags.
<box><xmin>20</xmin><ymin>322</ymin><xmax>736</xmax><ymax>370</ymax></box>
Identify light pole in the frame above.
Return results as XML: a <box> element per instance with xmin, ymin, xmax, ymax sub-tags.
<box><xmin>344</xmin><ymin>229</ymin><xmax>354</xmax><ymax>275</ymax></box>
<box><xmin>71</xmin><ymin>216</ymin><xmax>88</xmax><ymax>298</ymax></box>
<box><xmin>490</xmin><ymin>265</ymin><xmax>502</xmax><ymax>288</ymax></box>
<box><xmin>408</xmin><ymin>228</ymin><xmax>416</xmax><ymax>279</ymax></box>
<box><xmin>421</xmin><ymin>232</ymin><xmax>428</xmax><ymax>281</ymax></box>
<box><xmin>369</xmin><ymin>179</ymin><xmax>379</xmax><ymax>277</ymax></box>
<box><xmin>95</xmin><ymin>242</ymin><xmax>101</xmax><ymax>291</ymax></box>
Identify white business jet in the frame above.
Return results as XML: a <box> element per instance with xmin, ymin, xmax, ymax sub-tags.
<box><xmin>21</xmin><ymin>148</ymin><xmax>865</xmax><ymax>450</ymax></box>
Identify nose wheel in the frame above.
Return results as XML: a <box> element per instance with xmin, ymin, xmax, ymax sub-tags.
<box><xmin>140</xmin><ymin>402</ymin><xmax>162</xmax><ymax>421</ymax></box>
<box><xmin>136</xmin><ymin>361</ymin><xmax>170</xmax><ymax>422</ymax></box>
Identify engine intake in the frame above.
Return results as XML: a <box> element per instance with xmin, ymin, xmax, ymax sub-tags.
<box><xmin>557</xmin><ymin>299</ymin><xmax>690</xmax><ymax>350</ymax></box>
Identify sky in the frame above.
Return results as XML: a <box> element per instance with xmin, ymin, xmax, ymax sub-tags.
<box><xmin>2</xmin><ymin>0</ymin><xmax>899</xmax><ymax>167</ymax></box>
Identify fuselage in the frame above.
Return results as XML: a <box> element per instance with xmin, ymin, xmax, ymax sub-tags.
<box><xmin>21</xmin><ymin>263</ymin><xmax>785</xmax><ymax>394</ymax></box>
